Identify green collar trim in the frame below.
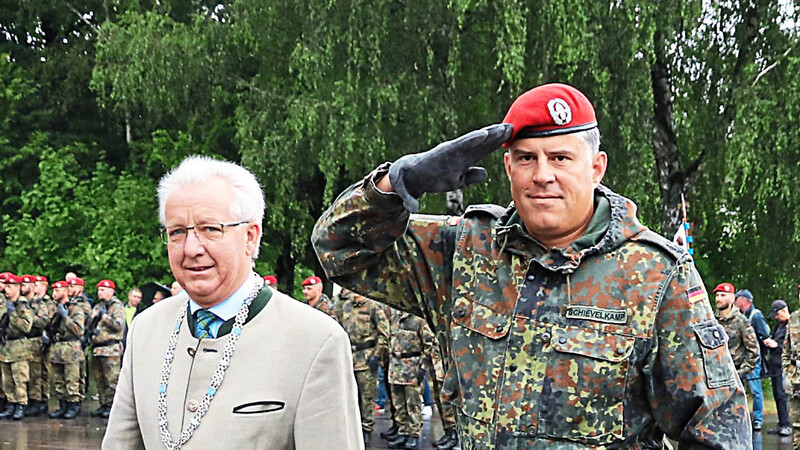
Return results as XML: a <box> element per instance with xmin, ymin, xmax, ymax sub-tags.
<box><xmin>570</xmin><ymin>192</ymin><xmax>611</xmax><ymax>252</ymax></box>
<box><xmin>186</xmin><ymin>286</ymin><xmax>273</xmax><ymax>339</ymax></box>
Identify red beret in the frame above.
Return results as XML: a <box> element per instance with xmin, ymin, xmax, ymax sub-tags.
<box><xmin>36</xmin><ymin>275</ymin><xmax>48</xmax><ymax>283</ymax></box>
<box><xmin>502</xmin><ymin>83</ymin><xmax>597</xmax><ymax>147</ymax></box>
<box><xmin>301</xmin><ymin>276</ymin><xmax>322</xmax><ymax>286</ymax></box>
<box><xmin>97</xmin><ymin>279</ymin><xmax>116</xmax><ymax>290</ymax></box>
<box><xmin>713</xmin><ymin>282</ymin><xmax>735</xmax><ymax>294</ymax></box>
<box><xmin>21</xmin><ymin>275</ymin><xmax>36</xmax><ymax>283</ymax></box>
<box><xmin>263</xmin><ymin>275</ymin><xmax>278</xmax><ymax>286</ymax></box>
<box><xmin>69</xmin><ymin>277</ymin><xmax>85</xmax><ymax>286</ymax></box>
<box><xmin>5</xmin><ymin>274</ymin><xmax>22</xmax><ymax>284</ymax></box>
<box><xmin>0</xmin><ymin>272</ymin><xmax>12</xmax><ymax>282</ymax></box>
<box><xmin>52</xmin><ymin>281</ymin><xmax>69</xmax><ymax>289</ymax></box>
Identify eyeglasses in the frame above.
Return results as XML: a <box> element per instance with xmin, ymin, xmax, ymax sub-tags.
<box><xmin>161</xmin><ymin>221</ymin><xmax>249</xmax><ymax>244</ymax></box>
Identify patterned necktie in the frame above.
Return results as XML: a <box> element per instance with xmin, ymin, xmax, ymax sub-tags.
<box><xmin>195</xmin><ymin>309</ymin><xmax>218</xmax><ymax>339</ymax></box>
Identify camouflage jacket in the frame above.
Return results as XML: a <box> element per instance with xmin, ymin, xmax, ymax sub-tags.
<box><xmin>50</xmin><ymin>300</ymin><xmax>86</xmax><ymax>364</ymax></box>
<box><xmin>337</xmin><ymin>295</ymin><xmax>389</xmax><ymax>371</ymax></box>
<box><xmin>90</xmin><ymin>297</ymin><xmax>125</xmax><ymax>357</ymax></box>
<box><xmin>783</xmin><ymin>309</ymin><xmax>800</xmax><ymax>397</ymax></box>
<box><xmin>388</xmin><ymin>308</ymin><xmax>434</xmax><ymax>385</ymax></box>
<box><xmin>1</xmin><ymin>296</ymin><xmax>35</xmax><ymax>362</ymax></box>
<box><xmin>716</xmin><ymin>308</ymin><xmax>760</xmax><ymax>378</ymax></box>
<box><xmin>29</xmin><ymin>295</ymin><xmax>56</xmax><ymax>337</ymax></box>
<box><xmin>311</xmin><ymin>165</ymin><xmax>750</xmax><ymax>449</ymax></box>
<box><xmin>311</xmin><ymin>293</ymin><xmax>339</xmax><ymax>322</ymax></box>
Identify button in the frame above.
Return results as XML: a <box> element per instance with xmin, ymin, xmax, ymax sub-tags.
<box><xmin>187</xmin><ymin>347</ymin><xmax>196</xmax><ymax>357</ymax></box>
<box><xmin>713</xmin><ymin>330</ymin><xmax>720</xmax><ymax>339</ymax></box>
<box><xmin>187</xmin><ymin>399</ymin><xmax>199</xmax><ymax>412</ymax></box>
<box><xmin>558</xmin><ymin>337</ymin><xmax>567</xmax><ymax>344</ymax></box>
<box><xmin>616</xmin><ymin>348</ymin><xmax>626</xmax><ymax>356</ymax></box>
<box><xmin>527</xmin><ymin>275</ymin><xmax>535</xmax><ymax>281</ymax></box>
<box><xmin>496</xmin><ymin>324</ymin><xmax>505</xmax><ymax>333</ymax></box>
<box><xmin>455</xmin><ymin>308</ymin><xmax>467</xmax><ymax>318</ymax></box>
<box><xmin>509</xmin><ymin>364</ymin><xmax>518</xmax><ymax>372</ymax></box>
<box><xmin>541</xmin><ymin>332</ymin><xmax>551</xmax><ymax>343</ymax></box>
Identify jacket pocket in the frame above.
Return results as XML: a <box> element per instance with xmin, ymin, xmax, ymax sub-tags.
<box><xmin>450</xmin><ymin>296</ymin><xmax>512</xmax><ymax>428</ymax></box>
<box><xmin>538</xmin><ymin>325</ymin><xmax>633</xmax><ymax>445</ymax></box>
<box><xmin>692</xmin><ymin>320</ymin><xmax>736</xmax><ymax>389</ymax></box>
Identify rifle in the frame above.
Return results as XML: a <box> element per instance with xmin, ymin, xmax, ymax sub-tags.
<box><xmin>81</xmin><ymin>308</ymin><xmax>104</xmax><ymax>349</ymax></box>
<box><xmin>42</xmin><ymin>309</ymin><xmax>64</xmax><ymax>351</ymax></box>
<box><xmin>0</xmin><ymin>312</ymin><xmax>8</xmax><ymax>345</ymax></box>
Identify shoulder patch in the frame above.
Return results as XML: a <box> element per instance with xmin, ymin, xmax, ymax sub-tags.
<box><xmin>463</xmin><ymin>204</ymin><xmax>507</xmax><ymax>219</ymax></box>
<box><xmin>632</xmin><ymin>229</ymin><xmax>688</xmax><ymax>262</ymax></box>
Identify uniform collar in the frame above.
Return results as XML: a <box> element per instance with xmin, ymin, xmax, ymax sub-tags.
<box><xmin>189</xmin><ymin>274</ymin><xmax>256</xmax><ymax>321</ymax></box>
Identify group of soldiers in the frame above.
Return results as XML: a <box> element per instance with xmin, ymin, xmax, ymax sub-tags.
<box><xmin>0</xmin><ymin>271</ymin><xmax>125</xmax><ymax>421</ymax></box>
<box><xmin>289</xmin><ymin>275</ymin><xmax>458</xmax><ymax>449</ymax></box>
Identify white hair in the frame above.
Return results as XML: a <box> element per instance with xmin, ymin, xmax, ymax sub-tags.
<box><xmin>577</xmin><ymin>127</ymin><xmax>601</xmax><ymax>155</ymax></box>
<box><xmin>158</xmin><ymin>155</ymin><xmax>265</xmax><ymax>259</ymax></box>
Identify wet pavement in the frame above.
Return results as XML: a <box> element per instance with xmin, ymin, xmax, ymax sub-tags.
<box><xmin>0</xmin><ymin>402</ymin><xmax>788</xmax><ymax>449</ymax></box>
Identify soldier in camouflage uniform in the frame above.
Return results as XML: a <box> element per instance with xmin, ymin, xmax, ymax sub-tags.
<box><xmin>713</xmin><ymin>282</ymin><xmax>760</xmax><ymax>383</ymax></box>
<box><xmin>385</xmin><ymin>308</ymin><xmax>434</xmax><ymax>449</ymax></box>
<box><xmin>23</xmin><ymin>275</ymin><xmax>54</xmax><ymax>416</ymax></box>
<box><xmin>425</xmin><ymin>330</ymin><xmax>458</xmax><ymax>450</ymax></box>
<box><xmin>68</xmin><ymin>277</ymin><xmax>91</xmax><ymax>407</ymax></box>
<box><xmin>0</xmin><ymin>272</ymin><xmax>9</xmax><ymax>412</ymax></box>
<box><xmin>336</xmin><ymin>290</ymin><xmax>389</xmax><ymax>444</ymax></box>
<box><xmin>312</xmin><ymin>83</ymin><xmax>750</xmax><ymax>448</ymax></box>
<box><xmin>783</xmin><ymin>286</ymin><xmax>800</xmax><ymax>446</ymax></box>
<box><xmin>47</xmin><ymin>280</ymin><xmax>85</xmax><ymax>419</ymax></box>
<box><xmin>0</xmin><ymin>274</ymin><xmax>34</xmax><ymax>420</ymax></box>
<box><xmin>88</xmin><ymin>279</ymin><xmax>125</xmax><ymax>418</ymax></box>
<box><xmin>301</xmin><ymin>276</ymin><xmax>338</xmax><ymax>321</ymax></box>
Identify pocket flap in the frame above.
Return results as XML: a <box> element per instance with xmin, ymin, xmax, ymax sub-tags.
<box><xmin>692</xmin><ymin>321</ymin><xmax>728</xmax><ymax>349</ymax></box>
<box><xmin>551</xmin><ymin>326</ymin><xmax>634</xmax><ymax>362</ymax></box>
<box><xmin>451</xmin><ymin>298</ymin><xmax>511</xmax><ymax>340</ymax></box>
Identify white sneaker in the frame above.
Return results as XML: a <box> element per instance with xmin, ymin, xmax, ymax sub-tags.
<box><xmin>422</xmin><ymin>405</ymin><xmax>433</xmax><ymax>418</ymax></box>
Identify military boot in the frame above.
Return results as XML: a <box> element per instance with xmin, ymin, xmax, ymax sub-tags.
<box><xmin>99</xmin><ymin>404</ymin><xmax>112</xmax><ymax>419</ymax></box>
<box><xmin>12</xmin><ymin>403</ymin><xmax>25</xmax><ymax>420</ymax></box>
<box><xmin>380</xmin><ymin>423</ymin><xmax>399</xmax><ymax>440</ymax></box>
<box><xmin>387</xmin><ymin>434</ymin><xmax>407</xmax><ymax>449</ymax></box>
<box><xmin>402</xmin><ymin>435</ymin><xmax>418</xmax><ymax>449</ymax></box>
<box><xmin>432</xmin><ymin>430</ymin><xmax>451</xmax><ymax>447</ymax></box>
<box><xmin>436</xmin><ymin>430</ymin><xmax>459</xmax><ymax>450</ymax></box>
<box><xmin>90</xmin><ymin>404</ymin><xmax>106</xmax><ymax>417</ymax></box>
<box><xmin>0</xmin><ymin>403</ymin><xmax>14</xmax><ymax>419</ymax></box>
<box><xmin>62</xmin><ymin>402</ymin><xmax>79</xmax><ymax>420</ymax></box>
<box><xmin>24</xmin><ymin>401</ymin><xmax>41</xmax><ymax>417</ymax></box>
<box><xmin>49</xmin><ymin>399</ymin><xmax>67</xmax><ymax>419</ymax></box>
<box><xmin>38</xmin><ymin>399</ymin><xmax>50</xmax><ymax>415</ymax></box>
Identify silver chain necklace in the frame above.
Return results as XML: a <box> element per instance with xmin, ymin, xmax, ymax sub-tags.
<box><xmin>158</xmin><ymin>273</ymin><xmax>264</xmax><ymax>450</ymax></box>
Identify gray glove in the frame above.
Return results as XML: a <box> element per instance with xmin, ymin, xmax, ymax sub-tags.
<box><xmin>6</xmin><ymin>300</ymin><xmax>15</xmax><ymax>312</ymax></box>
<box><xmin>99</xmin><ymin>305</ymin><xmax>107</xmax><ymax>316</ymax></box>
<box><xmin>57</xmin><ymin>303</ymin><xmax>69</xmax><ymax>318</ymax></box>
<box><xmin>388</xmin><ymin>123</ymin><xmax>512</xmax><ymax>212</ymax></box>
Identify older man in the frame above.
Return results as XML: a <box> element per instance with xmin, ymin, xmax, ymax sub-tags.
<box><xmin>734</xmin><ymin>288</ymin><xmax>770</xmax><ymax>430</ymax></box>
<box><xmin>313</xmin><ymin>83</ymin><xmax>750</xmax><ymax>448</ymax></box>
<box><xmin>104</xmin><ymin>156</ymin><xmax>361</xmax><ymax>449</ymax></box>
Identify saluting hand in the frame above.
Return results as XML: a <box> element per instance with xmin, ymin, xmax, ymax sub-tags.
<box><xmin>387</xmin><ymin>123</ymin><xmax>512</xmax><ymax>212</ymax></box>
<box><xmin>57</xmin><ymin>304</ymin><xmax>69</xmax><ymax>318</ymax></box>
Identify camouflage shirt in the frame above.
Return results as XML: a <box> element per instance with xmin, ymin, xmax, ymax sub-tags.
<box><xmin>90</xmin><ymin>297</ymin><xmax>125</xmax><ymax>357</ymax></box>
<box><xmin>29</xmin><ymin>295</ymin><xmax>56</xmax><ymax>337</ymax></box>
<box><xmin>716</xmin><ymin>307</ymin><xmax>760</xmax><ymax>378</ymax></box>
<box><xmin>388</xmin><ymin>308</ymin><xmax>434</xmax><ymax>385</ymax></box>
<box><xmin>336</xmin><ymin>295</ymin><xmax>389</xmax><ymax>371</ymax></box>
<box><xmin>50</xmin><ymin>299</ymin><xmax>86</xmax><ymax>364</ymax></box>
<box><xmin>0</xmin><ymin>296</ymin><xmax>34</xmax><ymax>363</ymax></box>
<box><xmin>311</xmin><ymin>165</ymin><xmax>751</xmax><ymax>449</ymax></box>
<box><xmin>783</xmin><ymin>309</ymin><xmax>800</xmax><ymax>397</ymax></box>
<box><xmin>311</xmin><ymin>293</ymin><xmax>338</xmax><ymax>322</ymax></box>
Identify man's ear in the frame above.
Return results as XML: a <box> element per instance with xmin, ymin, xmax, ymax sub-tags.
<box><xmin>592</xmin><ymin>151</ymin><xmax>608</xmax><ymax>187</ymax></box>
<box><xmin>245</xmin><ymin>223</ymin><xmax>261</xmax><ymax>256</ymax></box>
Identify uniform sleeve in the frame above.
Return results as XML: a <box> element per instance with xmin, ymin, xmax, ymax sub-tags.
<box><xmin>294</xmin><ymin>329</ymin><xmax>363</xmax><ymax>449</ymax></box>
<box><xmin>66</xmin><ymin>306</ymin><xmax>85</xmax><ymax>337</ymax></box>
<box><xmin>100</xmin><ymin>302</ymin><xmax>126</xmax><ymax>333</ymax></box>
<box><xmin>312</xmin><ymin>163</ymin><xmax>456</xmax><ymax>326</ymax></box>
<box><xmin>739</xmin><ymin>321</ymin><xmax>760</xmax><ymax>377</ymax></box>
<box><xmin>374</xmin><ymin>305</ymin><xmax>390</xmax><ymax>360</ymax></box>
<box><xmin>10</xmin><ymin>302</ymin><xmax>34</xmax><ymax>334</ymax></box>
<box><xmin>102</xmin><ymin>317</ymin><xmax>144</xmax><ymax>449</ymax></box>
<box><xmin>646</xmin><ymin>259</ymin><xmax>751</xmax><ymax>449</ymax></box>
<box><xmin>32</xmin><ymin>302</ymin><xmax>51</xmax><ymax>329</ymax></box>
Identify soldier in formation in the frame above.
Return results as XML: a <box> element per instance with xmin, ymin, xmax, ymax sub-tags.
<box><xmin>425</xmin><ymin>336</ymin><xmax>458</xmax><ymax>450</ymax></box>
<box><xmin>335</xmin><ymin>290</ymin><xmax>389</xmax><ymax>444</ymax></box>
<box><xmin>313</xmin><ymin>82</ymin><xmax>750</xmax><ymax>448</ymax></box>
<box><xmin>69</xmin><ymin>277</ymin><xmax>91</xmax><ymax>410</ymax></box>
<box><xmin>23</xmin><ymin>274</ymin><xmax>54</xmax><ymax>416</ymax></box>
<box><xmin>301</xmin><ymin>275</ymin><xmax>338</xmax><ymax>321</ymax></box>
<box><xmin>47</xmin><ymin>280</ymin><xmax>85</xmax><ymax>419</ymax></box>
<box><xmin>87</xmin><ymin>279</ymin><xmax>125</xmax><ymax>418</ymax></box>
<box><xmin>0</xmin><ymin>274</ymin><xmax>34</xmax><ymax>420</ymax></box>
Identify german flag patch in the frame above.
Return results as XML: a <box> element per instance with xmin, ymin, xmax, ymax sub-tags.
<box><xmin>687</xmin><ymin>285</ymin><xmax>708</xmax><ymax>304</ymax></box>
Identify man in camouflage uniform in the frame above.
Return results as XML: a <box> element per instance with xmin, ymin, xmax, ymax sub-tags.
<box><xmin>425</xmin><ymin>331</ymin><xmax>458</xmax><ymax>450</ymax></box>
<box><xmin>301</xmin><ymin>276</ymin><xmax>338</xmax><ymax>321</ymax></box>
<box><xmin>336</xmin><ymin>290</ymin><xmax>389</xmax><ymax>444</ymax></box>
<box><xmin>783</xmin><ymin>285</ymin><xmax>800</xmax><ymax>446</ymax></box>
<box><xmin>0</xmin><ymin>272</ymin><xmax>9</xmax><ymax>412</ymax></box>
<box><xmin>0</xmin><ymin>274</ymin><xmax>34</xmax><ymax>420</ymax></box>
<box><xmin>713</xmin><ymin>282</ymin><xmax>760</xmax><ymax>384</ymax></box>
<box><xmin>23</xmin><ymin>275</ymin><xmax>54</xmax><ymax>416</ymax></box>
<box><xmin>47</xmin><ymin>280</ymin><xmax>85</xmax><ymax>419</ymax></box>
<box><xmin>88</xmin><ymin>279</ymin><xmax>125</xmax><ymax>418</ymax></box>
<box><xmin>385</xmin><ymin>308</ymin><xmax>434</xmax><ymax>449</ymax></box>
<box><xmin>68</xmin><ymin>277</ymin><xmax>91</xmax><ymax>408</ymax></box>
<box><xmin>312</xmin><ymin>83</ymin><xmax>750</xmax><ymax>448</ymax></box>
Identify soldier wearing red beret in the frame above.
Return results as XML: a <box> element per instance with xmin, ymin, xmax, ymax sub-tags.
<box><xmin>301</xmin><ymin>276</ymin><xmax>337</xmax><ymax>321</ymax></box>
<box><xmin>87</xmin><ymin>279</ymin><xmax>125</xmax><ymax>418</ymax></box>
<box><xmin>67</xmin><ymin>276</ymin><xmax>92</xmax><ymax>411</ymax></box>
<box><xmin>0</xmin><ymin>274</ymin><xmax>35</xmax><ymax>420</ymax></box>
<box><xmin>25</xmin><ymin>276</ymin><xmax>57</xmax><ymax>417</ymax></box>
<box><xmin>313</xmin><ymin>83</ymin><xmax>750</xmax><ymax>448</ymax></box>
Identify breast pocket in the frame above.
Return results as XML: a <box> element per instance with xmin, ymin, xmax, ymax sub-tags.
<box><xmin>449</xmin><ymin>296</ymin><xmax>512</xmax><ymax>428</ymax></box>
<box><xmin>538</xmin><ymin>325</ymin><xmax>634</xmax><ymax>445</ymax></box>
